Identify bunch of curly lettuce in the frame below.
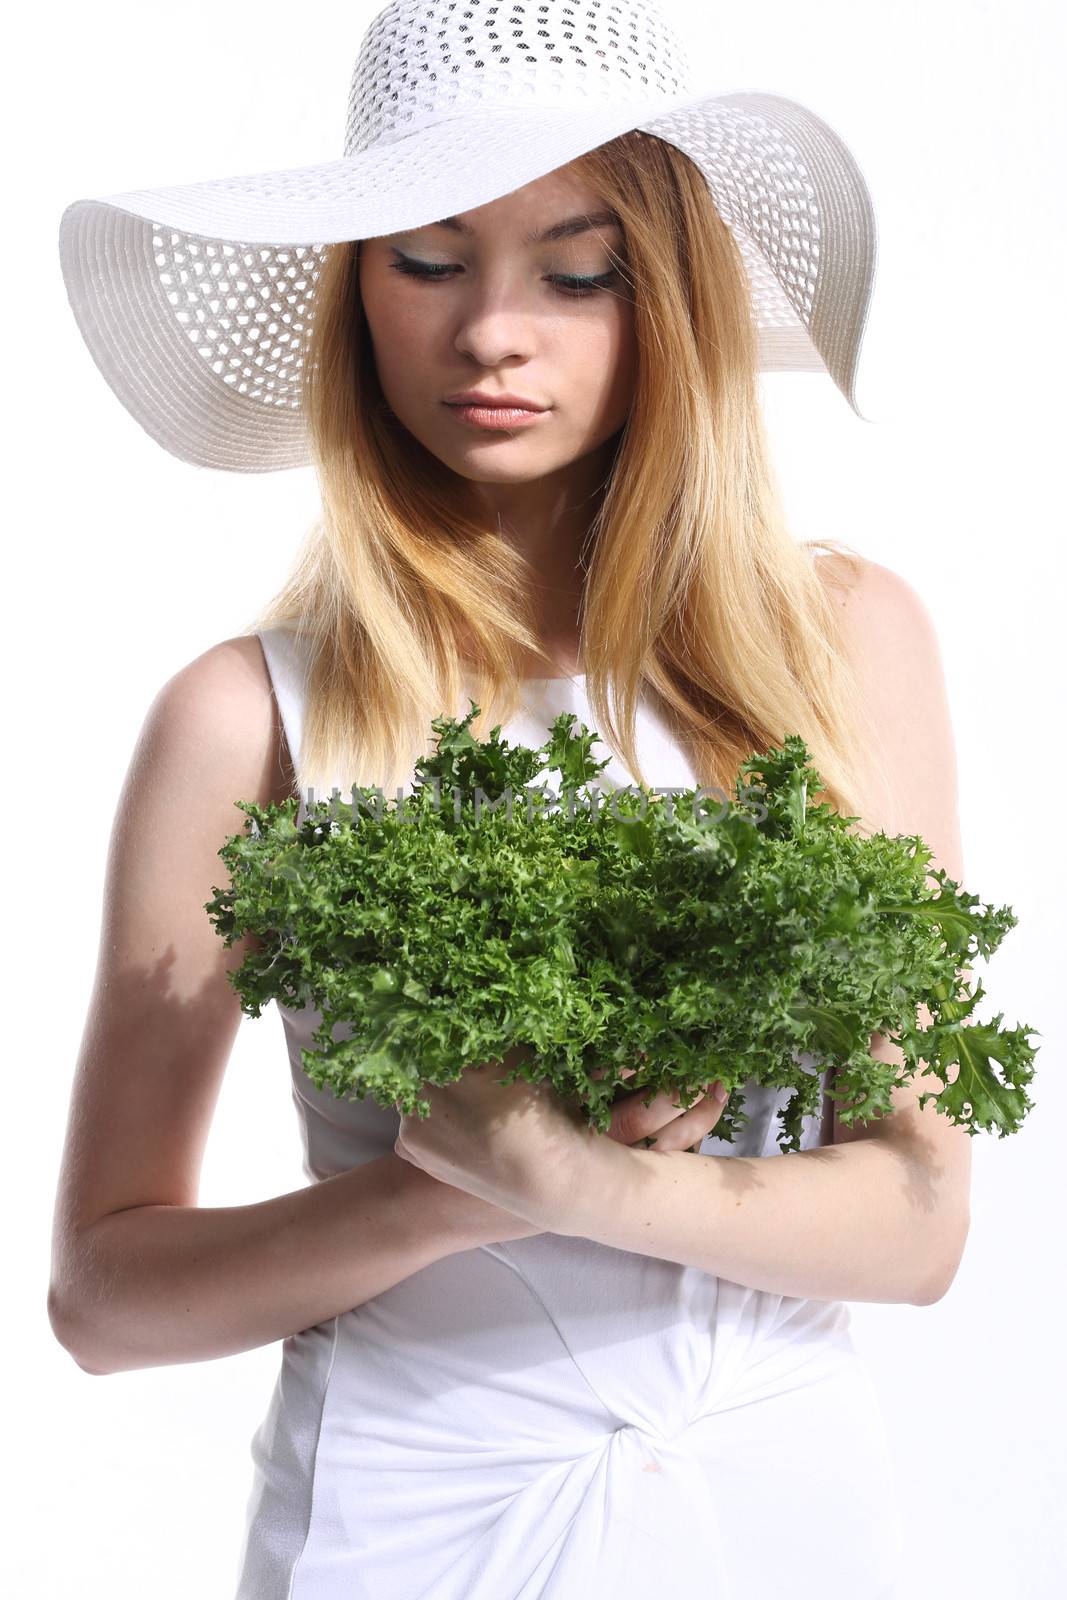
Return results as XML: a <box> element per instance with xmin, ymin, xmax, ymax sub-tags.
<box><xmin>204</xmin><ymin>705</ymin><xmax>1038</xmax><ymax>1155</ymax></box>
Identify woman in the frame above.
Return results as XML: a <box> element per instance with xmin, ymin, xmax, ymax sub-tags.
<box><xmin>50</xmin><ymin>2</ymin><xmax>972</xmax><ymax>1594</ymax></box>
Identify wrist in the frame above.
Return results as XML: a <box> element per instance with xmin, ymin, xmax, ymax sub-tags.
<box><xmin>387</xmin><ymin>1151</ymin><xmax>521</xmax><ymax>1256</ymax></box>
<box><xmin>531</xmin><ymin>1127</ymin><xmax>632</xmax><ymax>1236</ymax></box>
<box><xmin>385</xmin><ymin>1152</ymin><xmax>480</xmax><ymax>1260</ymax></box>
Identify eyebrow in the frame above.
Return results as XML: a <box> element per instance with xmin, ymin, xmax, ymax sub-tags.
<box><xmin>428</xmin><ymin>210</ymin><xmax>623</xmax><ymax>245</ymax></box>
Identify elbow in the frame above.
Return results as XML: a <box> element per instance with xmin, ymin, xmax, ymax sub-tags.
<box><xmin>71</xmin><ymin>1351</ymin><xmax>113</xmax><ymax>1377</ymax></box>
<box><xmin>47</xmin><ymin>1284</ymin><xmax>112</xmax><ymax>1377</ymax></box>
<box><xmin>911</xmin><ymin>1209</ymin><xmax>971</xmax><ymax>1307</ymax></box>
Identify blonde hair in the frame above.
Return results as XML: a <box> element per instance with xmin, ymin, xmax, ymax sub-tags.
<box><xmin>247</xmin><ymin>129</ymin><xmax>881</xmax><ymax>827</ymax></box>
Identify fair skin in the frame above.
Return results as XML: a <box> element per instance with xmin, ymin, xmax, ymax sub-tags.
<box><xmin>45</xmin><ymin>645</ymin><xmax>724</xmax><ymax>1376</ymax></box>
<box><xmin>47</xmin><ymin>168</ymin><xmax>712</xmax><ymax>1377</ymax></box>
<box><xmin>358</xmin><ymin>164</ymin><xmax>637</xmax><ymax>676</ymax></box>
<box><xmin>48</xmin><ymin>173</ymin><xmax>969</xmax><ymax>1380</ymax></box>
<box><xmin>396</xmin><ymin>557</ymin><xmax>974</xmax><ymax>1305</ymax></box>
<box><xmin>359</xmin><ymin>168</ymin><xmax>972</xmax><ymax>1302</ymax></box>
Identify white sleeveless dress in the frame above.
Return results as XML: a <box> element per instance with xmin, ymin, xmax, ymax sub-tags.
<box><xmin>234</xmin><ymin>626</ymin><xmax>904</xmax><ymax>1599</ymax></box>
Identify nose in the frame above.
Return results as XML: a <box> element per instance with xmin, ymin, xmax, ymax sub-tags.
<box><xmin>451</xmin><ymin>270</ymin><xmax>547</xmax><ymax>365</ymax></box>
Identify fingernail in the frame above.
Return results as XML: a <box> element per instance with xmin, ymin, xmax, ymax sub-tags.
<box><xmin>712</xmin><ymin>1081</ymin><xmax>728</xmax><ymax>1103</ymax></box>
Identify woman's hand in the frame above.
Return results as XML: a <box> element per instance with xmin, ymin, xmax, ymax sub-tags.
<box><xmin>393</xmin><ymin>1046</ymin><xmax>587</xmax><ymax>1221</ymax></box>
<box><xmin>598</xmin><ymin>1063</ymin><xmax>729</xmax><ymax>1155</ymax></box>
<box><xmin>393</xmin><ymin>1049</ymin><xmax>729</xmax><ymax>1234</ymax></box>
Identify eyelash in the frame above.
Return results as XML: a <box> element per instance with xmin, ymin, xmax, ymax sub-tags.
<box><xmin>388</xmin><ymin>255</ymin><xmax>619</xmax><ymax>298</ymax></box>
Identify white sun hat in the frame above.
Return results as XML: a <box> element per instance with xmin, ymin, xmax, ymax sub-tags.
<box><xmin>57</xmin><ymin>0</ymin><xmax>878</xmax><ymax>473</ymax></box>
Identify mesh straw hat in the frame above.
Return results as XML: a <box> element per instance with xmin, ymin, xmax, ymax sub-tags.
<box><xmin>58</xmin><ymin>0</ymin><xmax>878</xmax><ymax>473</ymax></box>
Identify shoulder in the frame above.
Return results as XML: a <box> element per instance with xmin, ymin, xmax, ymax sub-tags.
<box><xmin>812</xmin><ymin>550</ymin><xmax>947</xmax><ymax>698</ymax></box>
<box><xmin>812</xmin><ymin>549</ymin><xmax>934</xmax><ymax>636</ymax></box>
<box><xmin>160</xmin><ymin>632</ymin><xmax>274</xmax><ymax>727</ymax></box>
<box><xmin>813</xmin><ymin>550</ymin><xmax>962</xmax><ymax>879</ymax></box>
<box><xmin>148</xmin><ymin>632</ymin><xmax>293</xmax><ymax>808</ymax></box>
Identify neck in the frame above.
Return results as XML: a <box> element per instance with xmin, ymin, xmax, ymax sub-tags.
<box><xmin>470</xmin><ymin>436</ymin><xmax>617</xmax><ymax>673</ymax></box>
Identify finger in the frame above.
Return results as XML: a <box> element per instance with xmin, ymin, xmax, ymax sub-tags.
<box><xmin>627</xmin><ymin>1083</ymin><xmax>729</xmax><ymax>1153</ymax></box>
<box><xmin>607</xmin><ymin>1079</ymin><xmax>711</xmax><ymax>1146</ymax></box>
<box><xmin>648</xmin><ymin>1087</ymin><xmax>728</xmax><ymax>1153</ymax></box>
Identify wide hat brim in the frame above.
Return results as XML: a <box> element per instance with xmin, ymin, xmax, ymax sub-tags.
<box><xmin>58</xmin><ymin>87</ymin><xmax>877</xmax><ymax>473</ymax></box>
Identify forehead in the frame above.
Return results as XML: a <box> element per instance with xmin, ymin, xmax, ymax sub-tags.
<box><xmin>385</xmin><ymin>169</ymin><xmax>622</xmax><ymax>244</ymax></box>
<box><xmin>423</xmin><ymin>208</ymin><xmax>622</xmax><ymax>246</ymax></box>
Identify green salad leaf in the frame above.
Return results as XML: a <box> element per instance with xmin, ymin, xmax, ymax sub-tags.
<box><xmin>205</xmin><ymin>706</ymin><xmax>1039</xmax><ymax>1154</ymax></box>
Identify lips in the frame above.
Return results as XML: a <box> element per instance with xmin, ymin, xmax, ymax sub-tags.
<box><xmin>444</xmin><ymin>392</ymin><xmax>546</xmax><ymax>410</ymax></box>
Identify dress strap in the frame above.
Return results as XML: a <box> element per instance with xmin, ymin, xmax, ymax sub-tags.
<box><xmin>256</xmin><ymin>626</ymin><xmax>309</xmax><ymax>796</ymax></box>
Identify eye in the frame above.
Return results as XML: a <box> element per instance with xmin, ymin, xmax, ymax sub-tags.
<box><xmin>387</xmin><ymin>254</ymin><xmax>619</xmax><ymax>299</ymax></box>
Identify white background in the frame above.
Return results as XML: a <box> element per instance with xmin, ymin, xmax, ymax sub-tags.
<box><xmin>6</xmin><ymin>1</ymin><xmax>1064</xmax><ymax>1594</ymax></box>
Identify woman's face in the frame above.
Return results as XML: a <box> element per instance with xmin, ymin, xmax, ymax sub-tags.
<box><xmin>357</xmin><ymin>167</ymin><xmax>637</xmax><ymax>488</ymax></box>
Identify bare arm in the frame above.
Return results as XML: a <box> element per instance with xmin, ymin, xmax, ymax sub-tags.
<box><xmin>546</xmin><ymin>1122</ymin><xmax>966</xmax><ymax>1306</ymax></box>
<box><xmin>532</xmin><ymin>560</ymin><xmax>973</xmax><ymax>1305</ymax></box>
<box><xmin>54</xmin><ymin>1156</ymin><xmax>527</xmax><ymax>1375</ymax></box>
<box><xmin>47</xmin><ymin>635</ymin><xmax>538</xmax><ymax>1377</ymax></box>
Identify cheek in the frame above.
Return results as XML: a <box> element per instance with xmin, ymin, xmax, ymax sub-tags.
<box><xmin>364</xmin><ymin>300</ymin><xmax>437</xmax><ymax>400</ymax></box>
<box><xmin>564</xmin><ymin>308</ymin><xmax>637</xmax><ymax>424</ymax></box>
<box><xmin>358</xmin><ymin>262</ymin><xmax>435</xmax><ymax>391</ymax></box>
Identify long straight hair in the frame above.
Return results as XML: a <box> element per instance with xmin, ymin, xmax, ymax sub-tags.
<box><xmin>248</xmin><ymin>130</ymin><xmax>881</xmax><ymax>827</ymax></box>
